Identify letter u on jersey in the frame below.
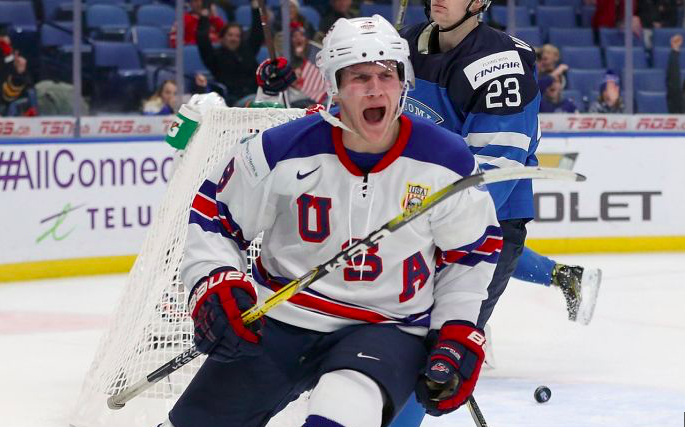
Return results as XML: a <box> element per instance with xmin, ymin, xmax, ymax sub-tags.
<box><xmin>297</xmin><ymin>193</ymin><xmax>332</xmax><ymax>243</ymax></box>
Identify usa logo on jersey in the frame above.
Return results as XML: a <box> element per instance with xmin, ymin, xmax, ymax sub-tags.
<box><xmin>402</xmin><ymin>182</ymin><xmax>430</xmax><ymax>210</ymax></box>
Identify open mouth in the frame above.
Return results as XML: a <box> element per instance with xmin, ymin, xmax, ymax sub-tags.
<box><xmin>363</xmin><ymin>107</ymin><xmax>386</xmax><ymax>124</ymax></box>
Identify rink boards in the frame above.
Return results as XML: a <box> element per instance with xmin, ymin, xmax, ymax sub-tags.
<box><xmin>1</xmin><ymin>129</ymin><xmax>684</xmax><ymax>281</ymax></box>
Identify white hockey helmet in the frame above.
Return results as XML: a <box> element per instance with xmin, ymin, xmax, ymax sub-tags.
<box><xmin>315</xmin><ymin>14</ymin><xmax>415</xmax><ymax>97</ymax></box>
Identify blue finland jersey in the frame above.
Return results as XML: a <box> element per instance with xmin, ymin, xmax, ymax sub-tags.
<box><xmin>401</xmin><ymin>22</ymin><xmax>540</xmax><ymax>220</ymax></box>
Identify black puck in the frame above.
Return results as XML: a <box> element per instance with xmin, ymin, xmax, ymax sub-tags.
<box><xmin>534</xmin><ymin>385</ymin><xmax>551</xmax><ymax>403</ymax></box>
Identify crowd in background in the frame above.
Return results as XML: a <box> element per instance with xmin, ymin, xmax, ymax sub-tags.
<box><xmin>3</xmin><ymin>0</ymin><xmax>685</xmax><ymax>116</ymax></box>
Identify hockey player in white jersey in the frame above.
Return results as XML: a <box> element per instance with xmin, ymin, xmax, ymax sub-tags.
<box><xmin>163</xmin><ymin>14</ymin><xmax>502</xmax><ymax>427</ymax></box>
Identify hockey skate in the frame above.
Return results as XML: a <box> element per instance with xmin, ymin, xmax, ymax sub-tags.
<box><xmin>552</xmin><ymin>264</ymin><xmax>602</xmax><ymax>325</ymax></box>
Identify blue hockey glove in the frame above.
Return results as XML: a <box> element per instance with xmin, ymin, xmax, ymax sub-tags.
<box><xmin>415</xmin><ymin>321</ymin><xmax>485</xmax><ymax>416</ymax></box>
<box><xmin>188</xmin><ymin>268</ymin><xmax>263</xmax><ymax>362</ymax></box>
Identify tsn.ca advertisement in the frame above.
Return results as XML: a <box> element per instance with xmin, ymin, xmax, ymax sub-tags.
<box><xmin>4</xmin><ymin>114</ymin><xmax>685</xmax><ymax>138</ymax></box>
<box><xmin>0</xmin><ymin>139</ymin><xmax>174</xmax><ymax>265</ymax></box>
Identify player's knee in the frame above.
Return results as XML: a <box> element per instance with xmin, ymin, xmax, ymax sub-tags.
<box><xmin>306</xmin><ymin>369</ymin><xmax>384</xmax><ymax>427</ymax></box>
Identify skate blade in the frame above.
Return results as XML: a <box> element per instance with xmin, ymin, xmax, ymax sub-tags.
<box><xmin>577</xmin><ymin>268</ymin><xmax>602</xmax><ymax>325</ymax></box>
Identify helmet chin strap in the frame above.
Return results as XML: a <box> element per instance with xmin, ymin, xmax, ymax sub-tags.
<box><xmin>437</xmin><ymin>0</ymin><xmax>482</xmax><ymax>32</ymax></box>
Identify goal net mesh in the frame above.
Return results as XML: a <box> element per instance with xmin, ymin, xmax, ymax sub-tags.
<box><xmin>71</xmin><ymin>107</ymin><xmax>307</xmax><ymax>427</ymax></box>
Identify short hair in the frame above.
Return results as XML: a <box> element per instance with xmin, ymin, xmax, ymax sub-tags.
<box><xmin>220</xmin><ymin>23</ymin><xmax>242</xmax><ymax>39</ymax></box>
<box><xmin>541</xmin><ymin>44</ymin><xmax>559</xmax><ymax>59</ymax></box>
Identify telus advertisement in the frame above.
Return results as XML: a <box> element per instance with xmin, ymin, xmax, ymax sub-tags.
<box><xmin>0</xmin><ymin>140</ymin><xmax>174</xmax><ymax>264</ymax></box>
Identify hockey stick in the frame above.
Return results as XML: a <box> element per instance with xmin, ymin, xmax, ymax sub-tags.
<box><xmin>256</xmin><ymin>0</ymin><xmax>290</xmax><ymax>107</ymax></box>
<box><xmin>467</xmin><ymin>396</ymin><xmax>488</xmax><ymax>427</ymax></box>
<box><xmin>395</xmin><ymin>0</ymin><xmax>410</xmax><ymax>29</ymax></box>
<box><xmin>107</xmin><ymin>166</ymin><xmax>584</xmax><ymax>410</ymax></box>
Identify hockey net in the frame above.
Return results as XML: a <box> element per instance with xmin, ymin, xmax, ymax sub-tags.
<box><xmin>71</xmin><ymin>107</ymin><xmax>308</xmax><ymax>427</ymax></box>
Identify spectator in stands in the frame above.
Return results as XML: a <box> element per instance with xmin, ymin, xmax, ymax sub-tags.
<box><xmin>197</xmin><ymin>0</ymin><xmax>264</xmax><ymax>106</ymax></box>
<box><xmin>667</xmin><ymin>34</ymin><xmax>685</xmax><ymax>113</ymax></box>
<box><xmin>170</xmin><ymin>0</ymin><xmax>226</xmax><ymax>48</ymax></box>
<box><xmin>318</xmin><ymin>0</ymin><xmax>357</xmax><ymax>37</ymax></box>
<box><xmin>639</xmin><ymin>0</ymin><xmax>679</xmax><ymax>29</ymax></box>
<box><xmin>592</xmin><ymin>0</ymin><xmax>642</xmax><ymax>37</ymax></box>
<box><xmin>539</xmin><ymin>74</ymin><xmax>578</xmax><ymax>113</ymax></box>
<box><xmin>0</xmin><ymin>28</ymin><xmax>37</xmax><ymax>117</ymax></box>
<box><xmin>142</xmin><ymin>80</ymin><xmax>177</xmax><ymax>115</ymax></box>
<box><xmin>270</xmin><ymin>22</ymin><xmax>327</xmax><ymax>107</ymax></box>
<box><xmin>537</xmin><ymin>44</ymin><xmax>568</xmax><ymax>89</ymax></box>
<box><xmin>274</xmin><ymin>0</ymin><xmax>316</xmax><ymax>39</ymax></box>
<box><xmin>588</xmin><ymin>71</ymin><xmax>625</xmax><ymax>113</ymax></box>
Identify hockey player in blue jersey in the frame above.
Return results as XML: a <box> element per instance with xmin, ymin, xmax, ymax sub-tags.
<box><xmin>388</xmin><ymin>0</ymin><xmax>600</xmax><ymax>425</ymax></box>
<box><xmin>160</xmin><ymin>15</ymin><xmax>504</xmax><ymax>427</ymax></box>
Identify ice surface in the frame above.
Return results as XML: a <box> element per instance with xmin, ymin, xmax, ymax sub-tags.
<box><xmin>1</xmin><ymin>254</ymin><xmax>683</xmax><ymax>427</ymax></box>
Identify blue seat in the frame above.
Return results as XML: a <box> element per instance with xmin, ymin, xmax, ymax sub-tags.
<box><xmin>126</xmin><ymin>26</ymin><xmax>174</xmax><ymax>64</ymax></box>
<box><xmin>598</xmin><ymin>27</ymin><xmax>643</xmax><ymax>47</ymax></box>
<box><xmin>40</xmin><ymin>23</ymin><xmax>74</xmax><ymax>48</ymax></box>
<box><xmin>490</xmin><ymin>5</ymin><xmax>532</xmax><ymax>27</ymax></box>
<box><xmin>561</xmin><ymin>88</ymin><xmax>583</xmax><ymax>110</ymax></box>
<box><xmin>299</xmin><ymin>6</ymin><xmax>321</xmax><ymax>31</ymax></box>
<box><xmin>626</xmin><ymin>69</ymin><xmax>666</xmax><ymax>92</ymax></box>
<box><xmin>511</xmin><ymin>27</ymin><xmax>542</xmax><ymax>46</ymax></box>
<box><xmin>0</xmin><ymin>1</ymin><xmax>37</xmax><ymax>28</ymax></box>
<box><xmin>235</xmin><ymin>5</ymin><xmax>253</xmax><ymax>29</ymax></box>
<box><xmin>544</xmin><ymin>0</ymin><xmax>581</xmax><ymax>10</ymax></box>
<box><xmin>136</xmin><ymin>4</ymin><xmax>176</xmax><ymax>31</ymax></box>
<box><xmin>518</xmin><ymin>0</ymin><xmax>540</xmax><ymax>13</ymax></box>
<box><xmin>548</xmin><ymin>27</ymin><xmax>593</xmax><ymax>46</ymax></box>
<box><xmin>652</xmin><ymin>46</ymin><xmax>685</xmax><ymax>68</ymax></box>
<box><xmin>92</xmin><ymin>41</ymin><xmax>146</xmax><ymax>110</ymax></box>
<box><xmin>566</xmin><ymin>69</ymin><xmax>606</xmax><ymax>98</ymax></box>
<box><xmin>561</xmin><ymin>46</ymin><xmax>603</xmax><ymax>69</ymax></box>
<box><xmin>128</xmin><ymin>0</ymin><xmax>155</xmax><ymax>5</ymax></box>
<box><xmin>256</xmin><ymin>45</ymin><xmax>269</xmax><ymax>64</ymax></box>
<box><xmin>652</xmin><ymin>28</ymin><xmax>685</xmax><ymax>47</ymax></box>
<box><xmin>360</xmin><ymin>4</ymin><xmax>393</xmax><ymax>22</ymax></box>
<box><xmin>536</xmin><ymin>6</ymin><xmax>576</xmax><ymax>28</ymax></box>
<box><xmin>636</xmin><ymin>90</ymin><xmax>668</xmax><ymax>113</ymax></box>
<box><xmin>42</xmin><ymin>0</ymin><xmax>69</xmax><ymax>21</ymax></box>
<box><xmin>86</xmin><ymin>4</ymin><xmax>130</xmax><ymax>39</ymax></box>
<box><xmin>93</xmin><ymin>41</ymin><xmax>142</xmax><ymax>70</ymax></box>
<box><xmin>183</xmin><ymin>44</ymin><xmax>209</xmax><ymax>75</ymax></box>
<box><xmin>580</xmin><ymin>5</ymin><xmax>595</xmax><ymax>26</ymax></box>
<box><xmin>604</xmin><ymin>47</ymin><xmax>648</xmax><ymax>70</ymax></box>
<box><xmin>405</xmin><ymin>5</ymin><xmax>427</xmax><ymax>26</ymax></box>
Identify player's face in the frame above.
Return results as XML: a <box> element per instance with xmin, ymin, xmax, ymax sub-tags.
<box><xmin>336</xmin><ymin>61</ymin><xmax>403</xmax><ymax>146</ymax></box>
<box><xmin>431</xmin><ymin>0</ymin><xmax>480</xmax><ymax>28</ymax></box>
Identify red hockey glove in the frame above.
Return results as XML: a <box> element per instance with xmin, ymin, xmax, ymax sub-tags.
<box><xmin>415</xmin><ymin>321</ymin><xmax>486</xmax><ymax>416</ymax></box>
<box><xmin>255</xmin><ymin>57</ymin><xmax>296</xmax><ymax>96</ymax></box>
<box><xmin>188</xmin><ymin>268</ymin><xmax>264</xmax><ymax>362</ymax></box>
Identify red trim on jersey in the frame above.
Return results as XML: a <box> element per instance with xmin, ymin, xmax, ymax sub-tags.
<box><xmin>476</xmin><ymin>236</ymin><xmax>503</xmax><ymax>254</ymax></box>
<box><xmin>331</xmin><ymin>114</ymin><xmax>413</xmax><ymax>176</ymax></box>
<box><xmin>254</xmin><ymin>258</ymin><xmax>392</xmax><ymax>323</ymax></box>
<box><xmin>191</xmin><ymin>193</ymin><xmax>218</xmax><ymax>219</ymax></box>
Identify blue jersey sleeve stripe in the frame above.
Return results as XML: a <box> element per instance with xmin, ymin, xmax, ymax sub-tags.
<box><xmin>470</xmin><ymin>144</ymin><xmax>529</xmax><ymax>165</ymax></box>
<box><xmin>462</xmin><ymin>94</ymin><xmax>540</xmax><ymax>139</ymax></box>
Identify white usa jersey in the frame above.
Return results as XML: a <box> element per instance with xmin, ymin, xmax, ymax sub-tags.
<box><xmin>181</xmin><ymin>113</ymin><xmax>502</xmax><ymax>336</ymax></box>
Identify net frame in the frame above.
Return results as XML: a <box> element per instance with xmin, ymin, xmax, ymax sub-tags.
<box><xmin>71</xmin><ymin>107</ymin><xmax>307</xmax><ymax>427</ymax></box>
